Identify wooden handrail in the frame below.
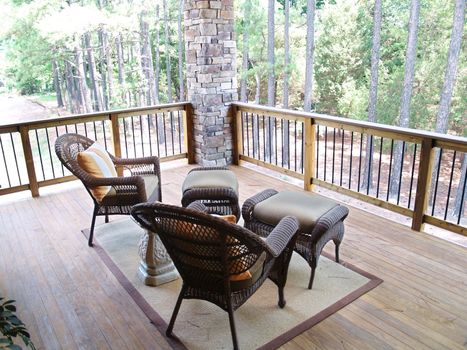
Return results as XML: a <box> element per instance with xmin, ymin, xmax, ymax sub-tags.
<box><xmin>232</xmin><ymin>102</ymin><xmax>467</xmax><ymax>236</ymax></box>
<box><xmin>0</xmin><ymin>103</ymin><xmax>192</xmax><ymax>197</ymax></box>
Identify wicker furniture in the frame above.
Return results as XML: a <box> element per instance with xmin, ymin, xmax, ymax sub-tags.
<box><xmin>242</xmin><ymin>189</ymin><xmax>349</xmax><ymax>289</ymax></box>
<box><xmin>55</xmin><ymin>133</ymin><xmax>161</xmax><ymax>247</ymax></box>
<box><xmin>181</xmin><ymin>166</ymin><xmax>241</xmax><ymax>221</ymax></box>
<box><xmin>131</xmin><ymin>202</ymin><xmax>299</xmax><ymax>350</ymax></box>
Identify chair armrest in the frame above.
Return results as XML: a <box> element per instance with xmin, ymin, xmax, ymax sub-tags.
<box><xmin>187</xmin><ymin>201</ymin><xmax>209</xmax><ymax>213</ymax></box>
<box><xmin>241</xmin><ymin>189</ymin><xmax>278</xmax><ymax>222</ymax></box>
<box><xmin>113</xmin><ymin>156</ymin><xmax>161</xmax><ymax>176</ymax></box>
<box><xmin>264</xmin><ymin>216</ymin><xmax>299</xmax><ymax>257</ymax></box>
<box><xmin>311</xmin><ymin>205</ymin><xmax>349</xmax><ymax>237</ymax></box>
<box><xmin>85</xmin><ymin>175</ymin><xmax>147</xmax><ymax>200</ymax></box>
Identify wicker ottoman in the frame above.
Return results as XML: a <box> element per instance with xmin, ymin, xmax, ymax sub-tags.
<box><xmin>242</xmin><ymin>189</ymin><xmax>349</xmax><ymax>289</ymax></box>
<box><xmin>181</xmin><ymin>167</ymin><xmax>240</xmax><ymax>221</ymax></box>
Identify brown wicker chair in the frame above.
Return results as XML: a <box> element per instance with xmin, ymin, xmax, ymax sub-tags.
<box><xmin>55</xmin><ymin>133</ymin><xmax>161</xmax><ymax>247</ymax></box>
<box><xmin>131</xmin><ymin>202</ymin><xmax>299</xmax><ymax>350</ymax></box>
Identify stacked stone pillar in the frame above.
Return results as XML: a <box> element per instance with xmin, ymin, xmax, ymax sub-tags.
<box><xmin>184</xmin><ymin>0</ymin><xmax>237</xmax><ymax>166</ymax></box>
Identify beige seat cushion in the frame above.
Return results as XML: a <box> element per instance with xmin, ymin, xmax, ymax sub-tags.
<box><xmin>182</xmin><ymin>169</ymin><xmax>239</xmax><ymax>195</ymax></box>
<box><xmin>104</xmin><ymin>174</ymin><xmax>160</xmax><ymax>203</ymax></box>
<box><xmin>77</xmin><ymin>143</ymin><xmax>117</xmax><ymax>202</ymax></box>
<box><xmin>253</xmin><ymin>191</ymin><xmax>338</xmax><ymax>232</ymax></box>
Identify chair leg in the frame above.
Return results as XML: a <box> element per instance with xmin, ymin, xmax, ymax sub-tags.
<box><xmin>227</xmin><ymin>304</ymin><xmax>239</xmax><ymax>350</ymax></box>
<box><xmin>88</xmin><ymin>206</ymin><xmax>99</xmax><ymax>247</ymax></box>
<box><xmin>335</xmin><ymin>241</ymin><xmax>340</xmax><ymax>263</ymax></box>
<box><xmin>166</xmin><ymin>287</ymin><xmax>186</xmax><ymax>337</ymax></box>
<box><xmin>308</xmin><ymin>258</ymin><xmax>317</xmax><ymax>290</ymax></box>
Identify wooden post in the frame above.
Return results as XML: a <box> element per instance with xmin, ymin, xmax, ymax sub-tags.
<box><xmin>303</xmin><ymin>118</ymin><xmax>316</xmax><ymax>191</ymax></box>
<box><xmin>232</xmin><ymin>105</ymin><xmax>242</xmax><ymax>165</ymax></box>
<box><xmin>183</xmin><ymin>104</ymin><xmax>196</xmax><ymax>164</ymax></box>
<box><xmin>110</xmin><ymin>113</ymin><xmax>123</xmax><ymax>176</ymax></box>
<box><xmin>412</xmin><ymin>137</ymin><xmax>435</xmax><ymax>231</ymax></box>
<box><xmin>19</xmin><ymin>126</ymin><xmax>39</xmax><ymax>197</ymax></box>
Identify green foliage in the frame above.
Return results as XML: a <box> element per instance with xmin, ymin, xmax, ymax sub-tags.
<box><xmin>0</xmin><ymin>297</ymin><xmax>35</xmax><ymax>350</ymax></box>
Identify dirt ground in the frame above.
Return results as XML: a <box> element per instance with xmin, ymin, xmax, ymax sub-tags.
<box><xmin>0</xmin><ymin>93</ymin><xmax>67</xmax><ymax>125</ymax></box>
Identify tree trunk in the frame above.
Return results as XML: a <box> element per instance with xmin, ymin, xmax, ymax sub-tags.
<box><xmin>140</xmin><ymin>12</ymin><xmax>153</xmax><ymax>106</ymax></box>
<box><xmin>362</xmin><ymin>0</ymin><xmax>382</xmax><ymax>191</ymax></box>
<box><xmin>240</xmin><ymin>1</ymin><xmax>251</xmax><ymax>102</ymax></box>
<box><xmin>163</xmin><ymin>0</ymin><xmax>173</xmax><ymax>102</ymax></box>
<box><xmin>84</xmin><ymin>32</ymin><xmax>103</xmax><ymax>111</ymax></box>
<box><xmin>282</xmin><ymin>0</ymin><xmax>290</xmax><ymax>166</ymax></box>
<box><xmin>154</xmin><ymin>5</ymin><xmax>161</xmax><ymax>104</ymax></box>
<box><xmin>116</xmin><ymin>33</ymin><xmax>128</xmax><ymax>106</ymax></box>
<box><xmin>303</xmin><ymin>0</ymin><xmax>316</xmax><ymax>112</ymax></box>
<box><xmin>254</xmin><ymin>69</ymin><xmax>260</xmax><ymax>104</ymax></box>
<box><xmin>390</xmin><ymin>0</ymin><xmax>420</xmax><ymax>196</ymax></box>
<box><xmin>430</xmin><ymin>0</ymin><xmax>466</xmax><ymax>205</ymax></box>
<box><xmin>267</xmin><ymin>0</ymin><xmax>275</xmax><ymax>106</ymax></box>
<box><xmin>98</xmin><ymin>29</ymin><xmax>109</xmax><ymax>110</ymax></box>
<box><xmin>177</xmin><ymin>0</ymin><xmax>184</xmax><ymax>101</ymax></box>
<box><xmin>64</xmin><ymin>59</ymin><xmax>77</xmax><ymax>113</ymax></box>
<box><xmin>105</xmin><ymin>32</ymin><xmax>114</xmax><ymax>109</ymax></box>
<box><xmin>74</xmin><ymin>47</ymin><xmax>92</xmax><ymax>113</ymax></box>
<box><xmin>52</xmin><ymin>58</ymin><xmax>64</xmax><ymax>108</ymax></box>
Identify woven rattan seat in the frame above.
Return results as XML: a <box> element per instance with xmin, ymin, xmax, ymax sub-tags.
<box><xmin>131</xmin><ymin>202</ymin><xmax>299</xmax><ymax>350</ymax></box>
<box><xmin>55</xmin><ymin>133</ymin><xmax>161</xmax><ymax>246</ymax></box>
<box><xmin>242</xmin><ymin>189</ymin><xmax>349</xmax><ymax>289</ymax></box>
<box><xmin>181</xmin><ymin>166</ymin><xmax>240</xmax><ymax>221</ymax></box>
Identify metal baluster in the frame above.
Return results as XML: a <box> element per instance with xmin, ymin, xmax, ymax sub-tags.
<box><xmin>10</xmin><ymin>133</ymin><xmax>22</xmax><ymax>185</ymax></box>
<box><xmin>444</xmin><ymin>151</ymin><xmax>457</xmax><ymax>220</ymax></box>
<box><xmin>55</xmin><ymin>127</ymin><xmax>65</xmax><ymax>176</ymax></box>
<box><xmin>93</xmin><ymin>121</ymin><xmax>98</xmax><ymax>140</ymax></box>
<box><xmin>396</xmin><ymin>141</ymin><xmax>405</xmax><ymax>205</ymax></box>
<box><xmin>324</xmin><ymin>126</ymin><xmax>328</xmax><ymax>181</ymax></box>
<box><xmin>263</xmin><ymin>115</ymin><xmax>266</xmax><ymax>162</ymax></box>
<box><xmin>155</xmin><ymin>113</ymin><xmax>161</xmax><ymax>158</ymax></box>
<box><xmin>170</xmin><ymin>111</ymin><xmax>175</xmax><ymax>156</ymax></box>
<box><xmin>407</xmin><ymin>144</ymin><xmax>417</xmax><ymax>209</ymax></box>
<box><xmin>386</xmin><ymin>140</ymin><xmax>394</xmax><ymax>202</ymax></box>
<box><xmin>139</xmin><ymin>115</ymin><xmax>145</xmax><ymax>157</ymax></box>
<box><xmin>457</xmin><ymin>166</ymin><xmax>466</xmax><ymax>225</ymax></box>
<box><xmin>340</xmin><ymin>129</ymin><xmax>344</xmax><ymax>186</ymax></box>
<box><xmin>274</xmin><ymin>117</ymin><xmax>278</xmax><ymax>166</ymax></box>
<box><xmin>147</xmin><ymin>114</ymin><xmax>153</xmax><ymax>156</ymax></box>
<box><xmin>294</xmin><ymin>120</ymin><xmax>297</xmax><ymax>172</ymax></box>
<box><xmin>45</xmin><ymin>128</ymin><xmax>56</xmax><ymax>179</ymax></box>
<box><xmin>34</xmin><ymin>130</ymin><xmax>46</xmax><ymax>180</ymax></box>
<box><xmin>84</xmin><ymin>122</ymin><xmax>88</xmax><ymax>137</ymax></box>
<box><xmin>376</xmin><ymin>137</ymin><xmax>384</xmax><ymax>198</ymax></box>
<box><xmin>316</xmin><ymin>125</ymin><xmax>320</xmax><ymax>179</ymax></box>
<box><xmin>74</xmin><ymin>124</ymin><xmax>78</xmax><ymax>133</ymax></box>
<box><xmin>357</xmin><ymin>133</ymin><xmax>363</xmax><ymax>192</ymax></box>
<box><xmin>332</xmin><ymin>128</ymin><xmax>336</xmax><ymax>184</ymax></box>
<box><xmin>102</xmin><ymin>121</ymin><xmax>108</xmax><ymax>149</ymax></box>
<box><xmin>178</xmin><ymin>111</ymin><xmax>182</xmax><ymax>154</ymax></box>
<box><xmin>131</xmin><ymin>116</ymin><xmax>137</xmax><ymax>158</ymax></box>
<box><xmin>246</xmin><ymin>112</ymin><xmax>250</xmax><ymax>157</ymax></box>
<box><xmin>0</xmin><ymin>135</ymin><xmax>12</xmax><ymax>187</ymax></box>
<box><xmin>123</xmin><ymin>117</ymin><xmax>129</xmax><ymax>158</ymax></box>
<box><xmin>163</xmin><ymin>112</ymin><xmax>168</xmax><ymax>157</ymax></box>
<box><xmin>366</xmin><ymin>135</ymin><xmax>373</xmax><ymax>195</ymax></box>
<box><xmin>240</xmin><ymin>111</ymin><xmax>245</xmax><ymax>155</ymax></box>
<box><xmin>431</xmin><ymin>149</ymin><xmax>443</xmax><ymax>216</ymax></box>
<box><xmin>301</xmin><ymin>122</ymin><xmax>304</xmax><ymax>174</ymax></box>
<box><xmin>349</xmin><ymin>132</ymin><xmax>354</xmax><ymax>189</ymax></box>
<box><xmin>256</xmin><ymin>114</ymin><xmax>260</xmax><ymax>161</ymax></box>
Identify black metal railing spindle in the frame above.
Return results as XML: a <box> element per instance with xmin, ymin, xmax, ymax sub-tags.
<box><xmin>340</xmin><ymin>129</ymin><xmax>344</xmax><ymax>186</ymax></box>
<box><xmin>349</xmin><ymin>132</ymin><xmax>354</xmax><ymax>189</ymax></box>
<box><xmin>376</xmin><ymin>137</ymin><xmax>384</xmax><ymax>198</ymax></box>
<box><xmin>357</xmin><ymin>133</ymin><xmax>363</xmax><ymax>192</ymax></box>
<box><xmin>45</xmin><ymin>128</ymin><xmax>56</xmax><ymax>179</ymax></box>
<box><xmin>34</xmin><ymin>130</ymin><xmax>46</xmax><ymax>181</ymax></box>
<box><xmin>396</xmin><ymin>142</ymin><xmax>405</xmax><ymax>205</ymax></box>
<box><xmin>387</xmin><ymin>140</ymin><xmax>394</xmax><ymax>202</ymax></box>
<box><xmin>431</xmin><ymin>149</ymin><xmax>443</xmax><ymax>216</ymax></box>
<box><xmin>444</xmin><ymin>151</ymin><xmax>457</xmax><ymax>220</ymax></box>
<box><xmin>0</xmin><ymin>135</ymin><xmax>12</xmax><ymax>187</ymax></box>
<box><xmin>407</xmin><ymin>144</ymin><xmax>417</xmax><ymax>209</ymax></box>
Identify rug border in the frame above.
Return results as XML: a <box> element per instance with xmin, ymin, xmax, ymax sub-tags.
<box><xmin>83</xmin><ymin>228</ymin><xmax>382</xmax><ymax>350</ymax></box>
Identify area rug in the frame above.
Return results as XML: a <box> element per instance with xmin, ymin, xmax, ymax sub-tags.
<box><xmin>83</xmin><ymin>219</ymin><xmax>382</xmax><ymax>350</ymax></box>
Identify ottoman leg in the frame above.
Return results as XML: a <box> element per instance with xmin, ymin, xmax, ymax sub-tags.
<box><xmin>308</xmin><ymin>258</ymin><xmax>317</xmax><ymax>290</ymax></box>
<box><xmin>334</xmin><ymin>239</ymin><xmax>341</xmax><ymax>263</ymax></box>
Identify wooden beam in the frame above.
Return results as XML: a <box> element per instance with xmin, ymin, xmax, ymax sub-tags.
<box><xmin>239</xmin><ymin>155</ymin><xmax>304</xmax><ymax>180</ymax></box>
<box><xmin>303</xmin><ymin>119</ymin><xmax>315</xmax><ymax>191</ymax></box>
<box><xmin>232</xmin><ymin>105</ymin><xmax>241</xmax><ymax>165</ymax></box>
<box><xmin>110</xmin><ymin>113</ymin><xmax>123</xmax><ymax>176</ymax></box>
<box><xmin>183</xmin><ymin>104</ymin><xmax>195</xmax><ymax>164</ymax></box>
<box><xmin>19</xmin><ymin>126</ymin><xmax>39</xmax><ymax>197</ymax></box>
<box><xmin>412</xmin><ymin>138</ymin><xmax>435</xmax><ymax>231</ymax></box>
<box><xmin>313</xmin><ymin>178</ymin><xmax>414</xmax><ymax>217</ymax></box>
<box><xmin>423</xmin><ymin>215</ymin><xmax>467</xmax><ymax>237</ymax></box>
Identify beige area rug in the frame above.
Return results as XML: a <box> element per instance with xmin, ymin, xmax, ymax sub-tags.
<box><xmin>84</xmin><ymin>219</ymin><xmax>382</xmax><ymax>350</ymax></box>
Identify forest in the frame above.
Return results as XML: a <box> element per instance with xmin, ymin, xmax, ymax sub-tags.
<box><xmin>0</xmin><ymin>0</ymin><xmax>465</xmax><ymax>134</ymax></box>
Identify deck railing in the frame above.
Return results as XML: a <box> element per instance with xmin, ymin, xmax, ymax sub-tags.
<box><xmin>232</xmin><ymin>102</ymin><xmax>467</xmax><ymax>236</ymax></box>
<box><xmin>0</xmin><ymin>102</ymin><xmax>194</xmax><ymax>197</ymax></box>
<box><xmin>1</xmin><ymin>101</ymin><xmax>465</xmax><ymax>236</ymax></box>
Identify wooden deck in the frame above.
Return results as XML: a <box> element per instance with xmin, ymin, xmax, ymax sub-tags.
<box><xmin>1</xmin><ymin>161</ymin><xmax>466</xmax><ymax>350</ymax></box>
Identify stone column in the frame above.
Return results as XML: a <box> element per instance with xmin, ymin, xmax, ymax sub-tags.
<box><xmin>185</xmin><ymin>0</ymin><xmax>238</xmax><ymax>166</ymax></box>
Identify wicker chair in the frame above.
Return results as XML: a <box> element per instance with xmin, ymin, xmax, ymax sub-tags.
<box><xmin>131</xmin><ymin>202</ymin><xmax>299</xmax><ymax>350</ymax></box>
<box><xmin>55</xmin><ymin>133</ymin><xmax>161</xmax><ymax>247</ymax></box>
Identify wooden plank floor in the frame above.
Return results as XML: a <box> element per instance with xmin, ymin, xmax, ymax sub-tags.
<box><xmin>1</xmin><ymin>161</ymin><xmax>466</xmax><ymax>350</ymax></box>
